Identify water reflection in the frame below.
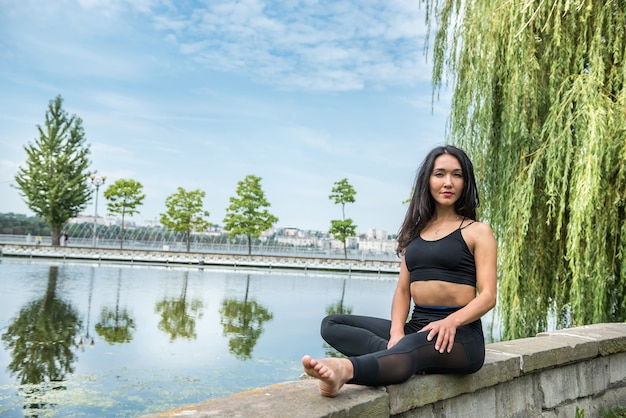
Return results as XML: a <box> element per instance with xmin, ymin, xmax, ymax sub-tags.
<box><xmin>0</xmin><ymin>260</ymin><xmax>434</xmax><ymax>416</ymax></box>
<box><xmin>325</xmin><ymin>278</ymin><xmax>353</xmax><ymax>316</ymax></box>
<box><xmin>78</xmin><ymin>268</ymin><xmax>96</xmax><ymax>349</ymax></box>
<box><xmin>95</xmin><ymin>269</ymin><xmax>136</xmax><ymax>344</ymax></box>
<box><xmin>1</xmin><ymin>265</ymin><xmax>82</xmax><ymax>413</ymax></box>
<box><xmin>219</xmin><ymin>274</ymin><xmax>273</xmax><ymax>360</ymax></box>
<box><xmin>155</xmin><ymin>271</ymin><xmax>204</xmax><ymax>341</ymax></box>
<box><xmin>323</xmin><ymin>278</ymin><xmax>353</xmax><ymax>357</ymax></box>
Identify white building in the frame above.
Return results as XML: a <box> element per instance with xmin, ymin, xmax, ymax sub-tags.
<box><xmin>366</xmin><ymin>228</ymin><xmax>389</xmax><ymax>240</ymax></box>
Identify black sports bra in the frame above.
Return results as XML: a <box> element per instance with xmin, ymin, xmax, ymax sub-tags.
<box><xmin>405</xmin><ymin>223</ymin><xmax>476</xmax><ymax>287</ymax></box>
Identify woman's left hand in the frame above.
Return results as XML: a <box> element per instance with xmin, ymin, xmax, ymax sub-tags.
<box><xmin>419</xmin><ymin>318</ymin><xmax>458</xmax><ymax>353</ymax></box>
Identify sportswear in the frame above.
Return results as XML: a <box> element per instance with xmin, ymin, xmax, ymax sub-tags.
<box><xmin>405</xmin><ymin>226</ymin><xmax>476</xmax><ymax>287</ymax></box>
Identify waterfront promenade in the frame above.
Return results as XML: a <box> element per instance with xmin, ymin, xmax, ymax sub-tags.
<box><xmin>0</xmin><ymin>244</ymin><xmax>401</xmax><ymax>275</ymax></box>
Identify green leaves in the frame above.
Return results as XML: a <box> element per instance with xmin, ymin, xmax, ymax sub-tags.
<box><xmin>223</xmin><ymin>175</ymin><xmax>278</xmax><ymax>255</ymax></box>
<box><xmin>160</xmin><ymin>187</ymin><xmax>210</xmax><ymax>252</ymax></box>
<box><xmin>329</xmin><ymin>178</ymin><xmax>357</xmax><ymax>258</ymax></box>
<box><xmin>14</xmin><ymin>95</ymin><xmax>91</xmax><ymax>246</ymax></box>
<box><xmin>104</xmin><ymin>179</ymin><xmax>145</xmax><ymax>217</ymax></box>
<box><xmin>103</xmin><ymin>179</ymin><xmax>146</xmax><ymax>249</ymax></box>
<box><xmin>425</xmin><ymin>0</ymin><xmax>626</xmax><ymax>338</ymax></box>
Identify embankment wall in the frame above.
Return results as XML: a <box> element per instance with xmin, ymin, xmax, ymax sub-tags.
<box><xmin>143</xmin><ymin>323</ymin><xmax>626</xmax><ymax>418</ymax></box>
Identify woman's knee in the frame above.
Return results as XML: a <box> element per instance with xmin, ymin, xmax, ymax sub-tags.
<box><xmin>320</xmin><ymin>314</ymin><xmax>341</xmax><ymax>339</ymax></box>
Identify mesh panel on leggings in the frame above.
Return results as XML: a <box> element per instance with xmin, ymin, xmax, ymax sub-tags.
<box><xmin>374</xmin><ymin>342</ymin><xmax>471</xmax><ymax>386</ymax></box>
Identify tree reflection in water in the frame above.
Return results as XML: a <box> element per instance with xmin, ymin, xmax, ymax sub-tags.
<box><xmin>0</xmin><ymin>265</ymin><xmax>82</xmax><ymax>414</ymax></box>
<box><xmin>323</xmin><ymin>278</ymin><xmax>353</xmax><ymax>357</ymax></box>
<box><xmin>95</xmin><ymin>268</ymin><xmax>136</xmax><ymax>344</ymax></box>
<box><xmin>155</xmin><ymin>271</ymin><xmax>204</xmax><ymax>341</ymax></box>
<box><xmin>78</xmin><ymin>267</ymin><xmax>96</xmax><ymax>350</ymax></box>
<box><xmin>0</xmin><ymin>262</ymin><xmax>400</xmax><ymax>416</ymax></box>
<box><xmin>219</xmin><ymin>274</ymin><xmax>273</xmax><ymax>360</ymax></box>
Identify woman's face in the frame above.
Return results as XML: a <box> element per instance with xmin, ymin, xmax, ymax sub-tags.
<box><xmin>429</xmin><ymin>153</ymin><xmax>464</xmax><ymax>208</ymax></box>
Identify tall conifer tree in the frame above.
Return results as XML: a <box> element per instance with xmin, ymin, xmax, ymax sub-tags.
<box><xmin>14</xmin><ymin>96</ymin><xmax>92</xmax><ymax>246</ymax></box>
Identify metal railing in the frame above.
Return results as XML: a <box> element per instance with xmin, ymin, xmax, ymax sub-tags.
<box><xmin>0</xmin><ymin>234</ymin><xmax>400</xmax><ymax>261</ymax></box>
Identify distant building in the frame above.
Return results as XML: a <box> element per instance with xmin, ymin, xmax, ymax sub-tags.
<box><xmin>143</xmin><ymin>218</ymin><xmax>163</xmax><ymax>228</ymax></box>
<box><xmin>358</xmin><ymin>238</ymin><xmax>397</xmax><ymax>254</ymax></box>
<box><xmin>366</xmin><ymin>228</ymin><xmax>388</xmax><ymax>240</ymax></box>
<box><xmin>283</xmin><ymin>227</ymin><xmax>299</xmax><ymax>237</ymax></box>
<box><xmin>68</xmin><ymin>215</ymin><xmax>117</xmax><ymax>226</ymax></box>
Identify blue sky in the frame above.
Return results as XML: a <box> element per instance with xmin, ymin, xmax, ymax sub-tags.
<box><xmin>0</xmin><ymin>0</ymin><xmax>451</xmax><ymax>234</ymax></box>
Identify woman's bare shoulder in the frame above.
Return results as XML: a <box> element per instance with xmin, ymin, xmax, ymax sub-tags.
<box><xmin>462</xmin><ymin>220</ymin><xmax>496</xmax><ymax>244</ymax></box>
<box><xmin>470</xmin><ymin>220</ymin><xmax>494</xmax><ymax>235</ymax></box>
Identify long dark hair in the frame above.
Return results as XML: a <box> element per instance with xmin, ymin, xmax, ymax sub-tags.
<box><xmin>396</xmin><ymin>145</ymin><xmax>479</xmax><ymax>254</ymax></box>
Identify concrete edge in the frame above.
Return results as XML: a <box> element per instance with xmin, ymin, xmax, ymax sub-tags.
<box><xmin>141</xmin><ymin>379</ymin><xmax>389</xmax><ymax>418</ymax></box>
<box><xmin>537</xmin><ymin>322</ymin><xmax>626</xmax><ymax>356</ymax></box>
<box><xmin>387</xmin><ymin>349</ymin><xmax>520</xmax><ymax>414</ymax></box>
<box><xmin>487</xmin><ymin>333</ymin><xmax>599</xmax><ymax>373</ymax></box>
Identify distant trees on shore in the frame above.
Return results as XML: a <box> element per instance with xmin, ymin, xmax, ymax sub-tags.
<box><xmin>0</xmin><ymin>213</ymin><xmax>51</xmax><ymax>236</ymax></box>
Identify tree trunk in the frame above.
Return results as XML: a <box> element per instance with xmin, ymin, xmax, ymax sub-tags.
<box><xmin>120</xmin><ymin>209</ymin><xmax>126</xmax><ymax>250</ymax></box>
<box><xmin>51</xmin><ymin>226</ymin><xmax>61</xmax><ymax>246</ymax></box>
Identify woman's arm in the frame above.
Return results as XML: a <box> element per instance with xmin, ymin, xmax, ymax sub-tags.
<box><xmin>388</xmin><ymin>256</ymin><xmax>412</xmax><ymax>348</ymax></box>
<box><xmin>421</xmin><ymin>222</ymin><xmax>497</xmax><ymax>353</ymax></box>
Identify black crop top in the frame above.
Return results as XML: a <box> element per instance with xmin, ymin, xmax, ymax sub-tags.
<box><xmin>405</xmin><ymin>227</ymin><xmax>476</xmax><ymax>287</ymax></box>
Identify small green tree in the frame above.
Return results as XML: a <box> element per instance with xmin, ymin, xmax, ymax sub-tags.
<box><xmin>160</xmin><ymin>187</ymin><xmax>210</xmax><ymax>252</ymax></box>
<box><xmin>223</xmin><ymin>175</ymin><xmax>278</xmax><ymax>255</ymax></box>
<box><xmin>14</xmin><ymin>95</ymin><xmax>91</xmax><ymax>246</ymax></box>
<box><xmin>103</xmin><ymin>179</ymin><xmax>146</xmax><ymax>249</ymax></box>
<box><xmin>329</xmin><ymin>178</ymin><xmax>357</xmax><ymax>258</ymax></box>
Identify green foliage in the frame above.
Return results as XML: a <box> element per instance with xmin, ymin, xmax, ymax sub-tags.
<box><xmin>424</xmin><ymin>0</ymin><xmax>626</xmax><ymax>339</ymax></box>
<box><xmin>219</xmin><ymin>275</ymin><xmax>273</xmax><ymax>360</ymax></box>
<box><xmin>0</xmin><ymin>213</ymin><xmax>51</xmax><ymax>236</ymax></box>
<box><xmin>14</xmin><ymin>96</ymin><xmax>92</xmax><ymax>246</ymax></box>
<box><xmin>104</xmin><ymin>179</ymin><xmax>146</xmax><ymax>249</ymax></box>
<box><xmin>602</xmin><ymin>406</ymin><xmax>626</xmax><ymax>418</ymax></box>
<box><xmin>155</xmin><ymin>272</ymin><xmax>204</xmax><ymax>342</ymax></box>
<box><xmin>329</xmin><ymin>178</ymin><xmax>357</xmax><ymax>220</ymax></box>
<box><xmin>328</xmin><ymin>178</ymin><xmax>357</xmax><ymax>258</ymax></box>
<box><xmin>223</xmin><ymin>175</ymin><xmax>278</xmax><ymax>255</ymax></box>
<box><xmin>329</xmin><ymin>219</ymin><xmax>358</xmax><ymax>258</ymax></box>
<box><xmin>95</xmin><ymin>271</ymin><xmax>136</xmax><ymax>345</ymax></box>
<box><xmin>0</xmin><ymin>266</ymin><xmax>81</xmax><ymax>384</ymax></box>
<box><xmin>160</xmin><ymin>187</ymin><xmax>210</xmax><ymax>252</ymax></box>
<box><xmin>95</xmin><ymin>307</ymin><xmax>135</xmax><ymax>344</ymax></box>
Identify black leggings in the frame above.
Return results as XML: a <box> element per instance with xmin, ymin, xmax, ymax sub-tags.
<box><xmin>320</xmin><ymin>306</ymin><xmax>485</xmax><ymax>387</ymax></box>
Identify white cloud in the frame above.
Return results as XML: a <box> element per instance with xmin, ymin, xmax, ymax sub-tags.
<box><xmin>142</xmin><ymin>0</ymin><xmax>432</xmax><ymax>91</ymax></box>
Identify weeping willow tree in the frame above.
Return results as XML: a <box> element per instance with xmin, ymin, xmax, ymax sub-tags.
<box><xmin>423</xmin><ymin>0</ymin><xmax>626</xmax><ymax>339</ymax></box>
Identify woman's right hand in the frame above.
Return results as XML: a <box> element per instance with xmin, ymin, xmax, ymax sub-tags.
<box><xmin>387</xmin><ymin>332</ymin><xmax>404</xmax><ymax>349</ymax></box>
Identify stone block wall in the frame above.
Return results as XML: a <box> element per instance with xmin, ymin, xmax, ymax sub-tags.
<box><xmin>143</xmin><ymin>323</ymin><xmax>626</xmax><ymax>418</ymax></box>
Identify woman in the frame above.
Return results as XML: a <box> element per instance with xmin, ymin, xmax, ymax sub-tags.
<box><xmin>302</xmin><ymin>145</ymin><xmax>497</xmax><ymax>397</ymax></box>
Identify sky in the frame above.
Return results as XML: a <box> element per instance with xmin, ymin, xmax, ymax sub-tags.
<box><xmin>0</xmin><ymin>0</ymin><xmax>452</xmax><ymax>235</ymax></box>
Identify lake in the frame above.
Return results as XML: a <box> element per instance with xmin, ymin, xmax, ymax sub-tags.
<box><xmin>0</xmin><ymin>258</ymin><xmax>498</xmax><ymax>417</ymax></box>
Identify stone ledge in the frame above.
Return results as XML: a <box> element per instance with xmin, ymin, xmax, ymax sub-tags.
<box><xmin>143</xmin><ymin>323</ymin><xmax>626</xmax><ymax>418</ymax></box>
<box><xmin>142</xmin><ymin>379</ymin><xmax>389</xmax><ymax>418</ymax></box>
<box><xmin>487</xmin><ymin>334</ymin><xmax>598</xmax><ymax>373</ymax></box>
<box><xmin>538</xmin><ymin>323</ymin><xmax>626</xmax><ymax>356</ymax></box>
<box><xmin>387</xmin><ymin>349</ymin><xmax>520</xmax><ymax>414</ymax></box>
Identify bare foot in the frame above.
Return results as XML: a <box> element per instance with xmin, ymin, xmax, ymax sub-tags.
<box><xmin>301</xmin><ymin>355</ymin><xmax>352</xmax><ymax>397</ymax></box>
